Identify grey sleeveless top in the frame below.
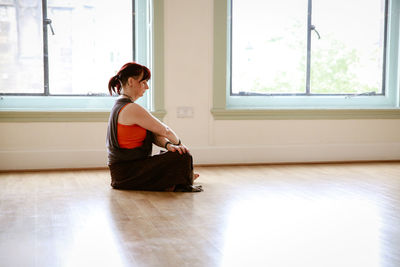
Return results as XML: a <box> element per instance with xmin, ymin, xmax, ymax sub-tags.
<box><xmin>106</xmin><ymin>98</ymin><xmax>153</xmax><ymax>165</ymax></box>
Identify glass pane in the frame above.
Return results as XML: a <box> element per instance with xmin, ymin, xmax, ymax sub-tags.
<box><xmin>311</xmin><ymin>0</ymin><xmax>386</xmax><ymax>94</ymax></box>
<box><xmin>0</xmin><ymin>0</ymin><xmax>44</xmax><ymax>94</ymax></box>
<box><xmin>47</xmin><ymin>0</ymin><xmax>132</xmax><ymax>95</ymax></box>
<box><xmin>134</xmin><ymin>0</ymin><xmax>152</xmax><ymax>108</ymax></box>
<box><xmin>231</xmin><ymin>0</ymin><xmax>308</xmax><ymax>95</ymax></box>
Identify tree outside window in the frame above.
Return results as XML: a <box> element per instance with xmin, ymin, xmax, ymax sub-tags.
<box><xmin>231</xmin><ymin>0</ymin><xmax>386</xmax><ymax>96</ymax></box>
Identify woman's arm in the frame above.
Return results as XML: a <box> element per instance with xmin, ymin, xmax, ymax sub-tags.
<box><xmin>153</xmin><ymin>133</ymin><xmax>189</xmax><ymax>154</ymax></box>
<box><xmin>118</xmin><ymin>103</ymin><xmax>180</xmax><ymax>144</ymax></box>
<box><xmin>153</xmin><ymin>134</ymin><xmax>168</xmax><ymax>147</ymax></box>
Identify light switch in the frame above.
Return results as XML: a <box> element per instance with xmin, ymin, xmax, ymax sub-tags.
<box><xmin>177</xmin><ymin>106</ymin><xmax>194</xmax><ymax>118</ymax></box>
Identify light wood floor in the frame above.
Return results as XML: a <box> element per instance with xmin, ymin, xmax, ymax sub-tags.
<box><xmin>0</xmin><ymin>162</ymin><xmax>399</xmax><ymax>267</ymax></box>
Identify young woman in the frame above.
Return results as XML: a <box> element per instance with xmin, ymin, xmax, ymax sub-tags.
<box><xmin>106</xmin><ymin>62</ymin><xmax>202</xmax><ymax>192</ymax></box>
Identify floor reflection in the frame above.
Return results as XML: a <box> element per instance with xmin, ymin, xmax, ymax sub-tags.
<box><xmin>60</xmin><ymin>199</ymin><xmax>132</xmax><ymax>267</ymax></box>
<box><xmin>107</xmin><ymin>190</ymin><xmax>200</xmax><ymax>266</ymax></box>
<box><xmin>1</xmin><ymin>164</ymin><xmax>398</xmax><ymax>267</ymax></box>
<box><xmin>220</xmin><ymin>193</ymin><xmax>381</xmax><ymax>267</ymax></box>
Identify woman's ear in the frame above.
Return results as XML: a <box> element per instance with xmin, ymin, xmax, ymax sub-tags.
<box><xmin>127</xmin><ymin>77</ymin><xmax>134</xmax><ymax>87</ymax></box>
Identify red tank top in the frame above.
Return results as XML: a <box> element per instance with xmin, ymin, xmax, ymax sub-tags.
<box><xmin>117</xmin><ymin>104</ymin><xmax>147</xmax><ymax>149</ymax></box>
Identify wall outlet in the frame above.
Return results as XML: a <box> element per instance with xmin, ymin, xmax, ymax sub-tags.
<box><xmin>177</xmin><ymin>106</ymin><xmax>194</xmax><ymax>118</ymax></box>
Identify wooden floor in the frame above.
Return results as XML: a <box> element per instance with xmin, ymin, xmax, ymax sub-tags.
<box><xmin>0</xmin><ymin>162</ymin><xmax>399</xmax><ymax>267</ymax></box>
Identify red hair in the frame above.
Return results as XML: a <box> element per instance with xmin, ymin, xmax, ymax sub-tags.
<box><xmin>108</xmin><ymin>62</ymin><xmax>151</xmax><ymax>95</ymax></box>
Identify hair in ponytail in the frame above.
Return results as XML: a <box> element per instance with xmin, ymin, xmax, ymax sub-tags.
<box><xmin>108</xmin><ymin>62</ymin><xmax>151</xmax><ymax>96</ymax></box>
<box><xmin>108</xmin><ymin>75</ymin><xmax>121</xmax><ymax>95</ymax></box>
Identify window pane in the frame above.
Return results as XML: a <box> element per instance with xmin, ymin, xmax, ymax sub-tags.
<box><xmin>0</xmin><ymin>0</ymin><xmax>44</xmax><ymax>94</ymax></box>
<box><xmin>231</xmin><ymin>0</ymin><xmax>308</xmax><ymax>95</ymax></box>
<box><xmin>311</xmin><ymin>0</ymin><xmax>386</xmax><ymax>94</ymax></box>
<box><xmin>47</xmin><ymin>0</ymin><xmax>132</xmax><ymax>95</ymax></box>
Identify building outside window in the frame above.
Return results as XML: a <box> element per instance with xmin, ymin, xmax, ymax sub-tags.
<box><xmin>0</xmin><ymin>0</ymin><xmax>152</xmax><ymax>110</ymax></box>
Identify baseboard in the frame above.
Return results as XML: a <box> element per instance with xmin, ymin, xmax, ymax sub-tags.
<box><xmin>190</xmin><ymin>143</ymin><xmax>400</xmax><ymax>165</ymax></box>
<box><xmin>1</xmin><ymin>143</ymin><xmax>399</xmax><ymax>171</ymax></box>
<box><xmin>0</xmin><ymin>149</ymin><xmax>108</xmax><ymax>171</ymax></box>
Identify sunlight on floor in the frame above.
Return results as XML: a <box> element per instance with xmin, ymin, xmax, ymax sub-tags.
<box><xmin>61</xmin><ymin>201</ymin><xmax>129</xmax><ymax>267</ymax></box>
<box><xmin>220</xmin><ymin>193</ymin><xmax>381</xmax><ymax>267</ymax></box>
<box><xmin>2</xmin><ymin>164</ymin><xmax>398</xmax><ymax>267</ymax></box>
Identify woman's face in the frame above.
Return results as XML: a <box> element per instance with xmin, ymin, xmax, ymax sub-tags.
<box><xmin>128</xmin><ymin>72</ymin><xmax>149</xmax><ymax>97</ymax></box>
<box><xmin>135</xmin><ymin>79</ymin><xmax>149</xmax><ymax>97</ymax></box>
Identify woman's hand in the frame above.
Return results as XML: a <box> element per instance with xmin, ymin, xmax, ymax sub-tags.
<box><xmin>167</xmin><ymin>143</ymin><xmax>189</xmax><ymax>155</ymax></box>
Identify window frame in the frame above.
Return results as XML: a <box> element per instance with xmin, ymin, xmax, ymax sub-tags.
<box><xmin>0</xmin><ymin>0</ymin><xmax>166</xmax><ymax>122</ymax></box>
<box><xmin>211</xmin><ymin>0</ymin><xmax>400</xmax><ymax>120</ymax></box>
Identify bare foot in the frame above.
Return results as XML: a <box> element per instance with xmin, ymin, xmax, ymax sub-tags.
<box><xmin>194</xmin><ymin>173</ymin><xmax>200</xmax><ymax>180</ymax></box>
<box><xmin>165</xmin><ymin>185</ymin><xmax>176</xmax><ymax>192</ymax></box>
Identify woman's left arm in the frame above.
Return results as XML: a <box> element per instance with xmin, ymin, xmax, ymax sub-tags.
<box><xmin>153</xmin><ymin>133</ymin><xmax>189</xmax><ymax>154</ymax></box>
<box><xmin>153</xmin><ymin>134</ymin><xmax>168</xmax><ymax>147</ymax></box>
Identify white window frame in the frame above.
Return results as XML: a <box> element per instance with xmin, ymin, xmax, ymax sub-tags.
<box><xmin>212</xmin><ymin>0</ymin><xmax>400</xmax><ymax>119</ymax></box>
<box><xmin>0</xmin><ymin>0</ymin><xmax>166</xmax><ymax>122</ymax></box>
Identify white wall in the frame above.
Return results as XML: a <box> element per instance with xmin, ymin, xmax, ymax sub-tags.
<box><xmin>1</xmin><ymin>0</ymin><xmax>400</xmax><ymax>170</ymax></box>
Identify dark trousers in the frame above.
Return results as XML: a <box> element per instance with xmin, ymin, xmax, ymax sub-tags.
<box><xmin>109</xmin><ymin>151</ymin><xmax>194</xmax><ymax>191</ymax></box>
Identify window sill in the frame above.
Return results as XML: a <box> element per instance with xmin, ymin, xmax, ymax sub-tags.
<box><xmin>0</xmin><ymin>110</ymin><xmax>111</xmax><ymax>122</ymax></box>
<box><xmin>211</xmin><ymin>108</ymin><xmax>400</xmax><ymax>120</ymax></box>
<box><xmin>0</xmin><ymin>109</ymin><xmax>166</xmax><ymax>122</ymax></box>
<box><xmin>0</xmin><ymin>95</ymin><xmax>166</xmax><ymax>122</ymax></box>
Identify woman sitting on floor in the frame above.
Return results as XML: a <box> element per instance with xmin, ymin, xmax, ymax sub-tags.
<box><xmin>106</xmin><ymin>62</ymin><xmax>202</xmax><ymax>192</ymax></box>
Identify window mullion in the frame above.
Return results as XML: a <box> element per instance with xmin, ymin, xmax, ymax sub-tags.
<box><xmin>306</xmin><ymin>0</ymin><xmax>312</xmax><ymax>95</ymax></box>
<box><xmin>381</xmin><ymin>0</ymin><xmax>389</xmax><ymax>96</ymax></box>
<box><xmin>42</xmin><ymin>0</ymin><xmax>49</xmax><ymax>95</ymax></box>
<box><xmin>132</xmin><ymin>0</ymin><xmax>136</xmax><ymax>61</ymax></box>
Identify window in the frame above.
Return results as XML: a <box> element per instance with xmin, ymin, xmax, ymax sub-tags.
<box><xmin>213</xmin><ymin>0</ymin><xmax>400</xmax><ymax>114</ymax></box>
<box><xmin>232</xmin><ymin>0</ymin><xmax>387</xmax><ymax>97</ymax></box>
<box><xmin>0</xmin><ymin>0</ymin><xmax>153</xmax><ymax>112</ymax></box>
